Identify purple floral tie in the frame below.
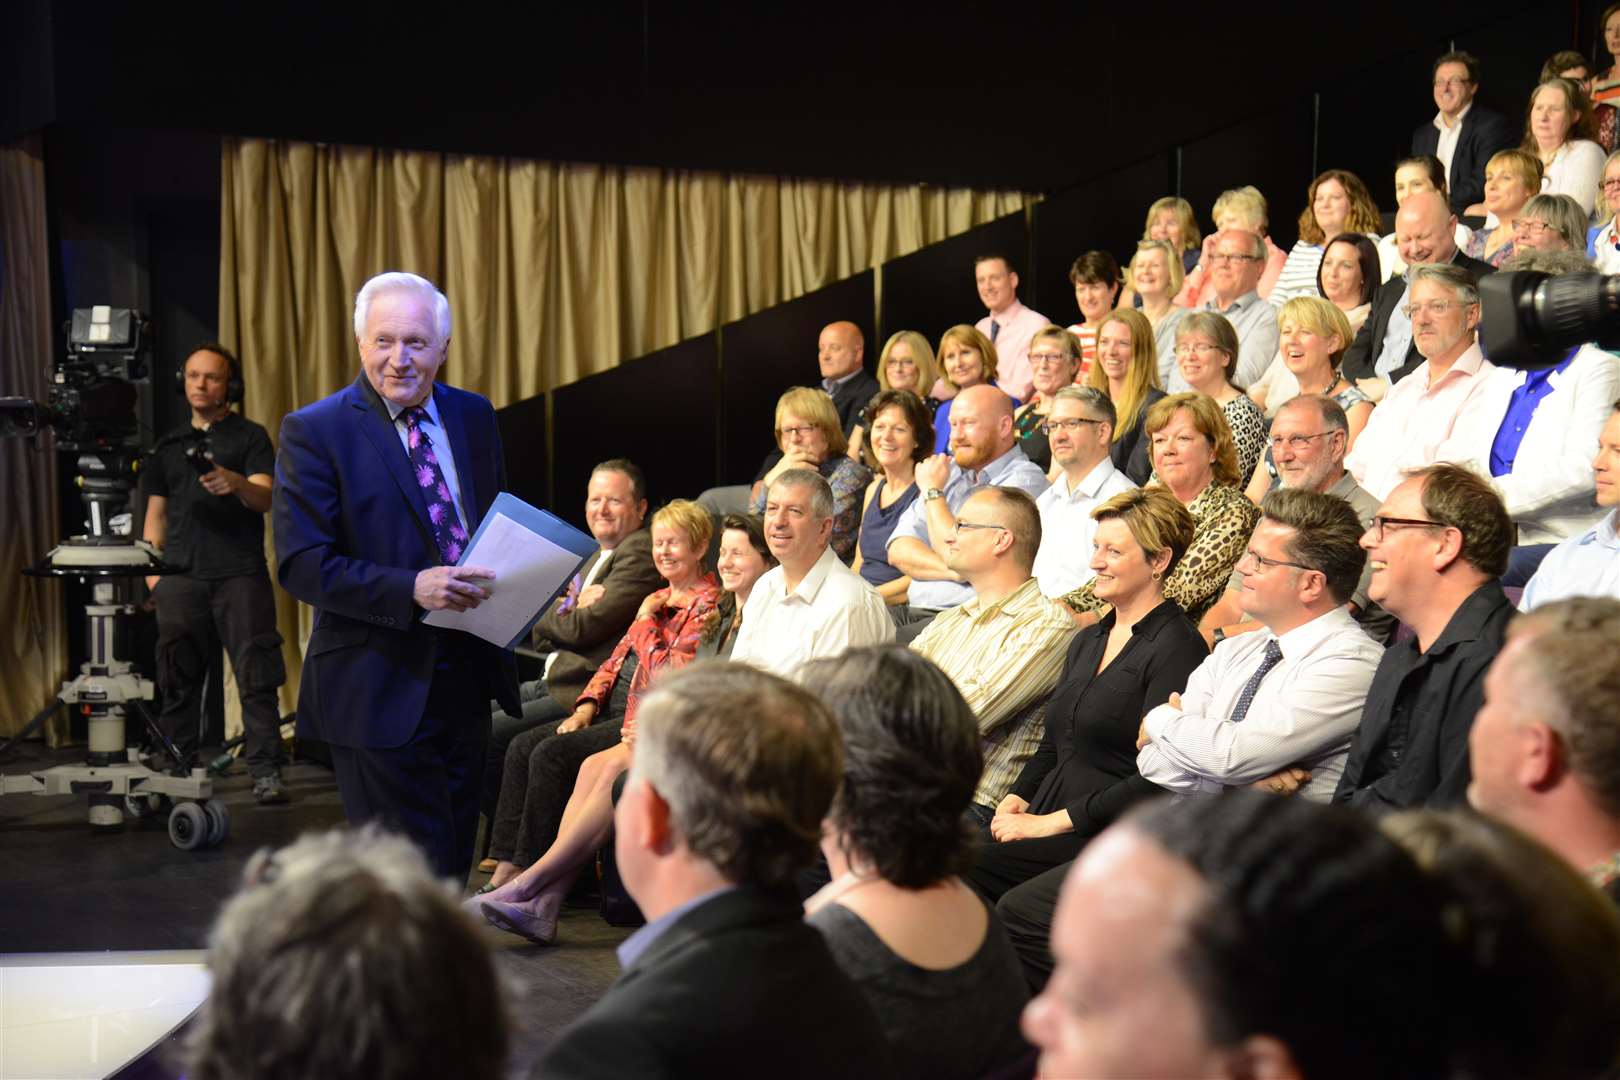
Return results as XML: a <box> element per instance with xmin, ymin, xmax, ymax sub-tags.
<box><xmin>402</xmin><ymin>406</ymin><xmax>469</xmax><ymax>565</ymax></box>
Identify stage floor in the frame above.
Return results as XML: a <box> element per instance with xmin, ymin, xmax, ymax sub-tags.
<box><xmin>0</xmin><ymin>740</ymin><xmax>629</xmax><ymax>1078</ymax></box>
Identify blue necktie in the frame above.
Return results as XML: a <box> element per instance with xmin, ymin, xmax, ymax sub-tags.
<box><xmin>1229</xmin><ymin>639</ymin><xmax>1284</xmax><ymax>725</ymax></box>
<box><xmin>989</xmin><ymin>320</ymin><xmax>1001</xmax><ymax>343</ymax></box>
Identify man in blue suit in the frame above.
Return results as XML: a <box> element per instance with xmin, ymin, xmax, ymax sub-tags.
<box><xmin>273</xmin><ymin>271</ymin><xmax>520</xmax><ymax>882</ymax></box>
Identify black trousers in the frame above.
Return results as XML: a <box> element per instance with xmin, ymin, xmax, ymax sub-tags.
<box><xmin>487</xmin><ymin>718</ymin><xmax>622</xmax><ymax>866</ymax></box>
<box><xmin>153</xmin><ymin>571</ymin><xmax>284</xmax><ymax>775</ymax></box>
<box><xmin>996</xmin><ymin>860</ymin><xmax>1073</xmax><ymax>994</ymax></box>
<box><xmin>965</xmin><ymin>827</ymin><xmax>1086</xmax><ymax>905</ymax></box>
<box><xmin>328</xmin><ymin>665</ymin><xmax>491</xmax><ymax>884</ymax></box>
<box><xmin>481</xmin><ymin>679</ymin><xmax>568</xmax><ymax>823</ymax></box>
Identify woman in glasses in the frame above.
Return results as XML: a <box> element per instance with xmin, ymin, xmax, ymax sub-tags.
<box><xmin>748</xmin><ymin>387</ymin><xmax>871</xmax><ymax>563</ymax></box>
<box><xmin>1085</xmin><ymin>309</ymin><xmax>1165</xmax><ymax>485</ymax></box>
<box><xmin>1062</xmin><ymin>394</ymin><xmax>1260</xmax><ymax>626</ymax></box>
<box><xmin>1167</xmin><ymin>313</ymin><xmax>1265</xmax><ymax>486</ymax></box>
<box><xmin>1513</xmin><ymin>193</ymin><xmax>1591</xmax><ymax>253</ymax></box>
<box><xmin>1011</xmin><ymin>325</ymin><xmax>1082</xmax><ymax>474</ymax></box>
<box><xmin>1464</xmin><ymin>150</ymin><xmax>1544</xmax><ymax>269</ymax></box>
<box><xmin>970</xmin><ymin>486</ymin><xmax>1207</xmax><ymax>909</ymax></box>
<box><xmin>1586</xmin><ymin>149</ymin><xmax>1620</xmax><ymax>272</ymax></box>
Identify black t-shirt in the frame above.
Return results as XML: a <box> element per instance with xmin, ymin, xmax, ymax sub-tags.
<box><xmin>144</xmin><ymin>412</ymin><xmax>276</xmax><ymax>580</ymax></box>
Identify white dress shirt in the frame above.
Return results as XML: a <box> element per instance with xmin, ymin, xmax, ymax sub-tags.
<box><xmin>1344</xmin><ymin>342</ymin><xmax>1500</xmax><ymax>500</ymax></box>
<box><xmin>1032</xmin><ymin>458</ymin><xmax>1137</xmax><ymax>598</ymax></box>
<box><xmin>976</xmin><ymin>299</ymin><xmax>1049</xmax><ymax>402</ymax></box>
<box><xmin>1433</xmin><ymin>103</ymin><xmax>1471</xmax><ymax>179</ymax></box>
<box><xmin>730</xmin><ymin>545</ymin><xmax>894</xmax><ymax>680</ymax></box>
<box><xmin>1458</xmin><ymin>344</ymin><xmax>1620</xmax><ymax>544</ymax></box>
<box><xmin>384</xmin><ymin>392</ymin><xmax>468</xmax><ymax>531</ymax></box>
<box><xmin>1136</xmin><ymin>606</ymin><xmax>1384</xmax><ymax>801</ymax></box>
<box><xmin>1521</xmin><ymin>511</ymin><xmax>1620</xmax><ymax>611</ymax></box>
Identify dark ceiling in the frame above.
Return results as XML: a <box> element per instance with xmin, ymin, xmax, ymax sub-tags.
<box><xmin>2</xmin><ymin>0</ymin><xmax>1565</xmax><ymax>194</ymax></box>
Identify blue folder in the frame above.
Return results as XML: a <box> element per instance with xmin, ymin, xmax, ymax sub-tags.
<box><xmin>459</xmin><ymin>491</ymin><xmax>599</xmax><ymax>650</ymax></box>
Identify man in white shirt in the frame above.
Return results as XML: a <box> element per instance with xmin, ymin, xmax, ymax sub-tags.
<box><xmin>1032</xmin><ymin>387</ymin><xmax>1136</xmax><ymax>598</ymax></box>
<box><xmin>887</xmin><ymin>384</ymin><xmax>1049</xmax><ymax>638</ymax></box>
<box><xmin>1137</xmin><ymin>489</ymin><xmax>1384</xmax><ymax>801</ymax></box>
<box><xmin>1344</xmin><ymin>264</ymin><xmax>1500</xmax><ymax>500</ymax></box>
<box><xmin>1410</xmin><ymin>50</ymin><xmax>1519</xmax><ymax>214</ymax></box>
<box><xmin>730</xmin><ymin>469</ymin><xmax>894</xmax><ymax>678</ymax></box>
<box><xmin>972</xmin><ymin>254</ymin><xmax>1048</xmax><ymax>402</ymax></box>
<box><xmin>1522</xmin><ymin>405</ymin><xmax>1620</xmax><ymax>610</ymax></box>
<box><xmin>1182</xmin><ymin>229</ymin><xmax>1278</xmax><ymax>390</ymax></box>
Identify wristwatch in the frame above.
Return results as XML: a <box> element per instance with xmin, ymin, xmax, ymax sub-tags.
<box><xmin>922</xmin><ymin>487</ymin><xmax>945</xmax><ymax>502</ymax></box>
<box><xmin>1212</xmin><ymin>627</ymin><xmax>1227</xmax><ymax>643</ymax></box>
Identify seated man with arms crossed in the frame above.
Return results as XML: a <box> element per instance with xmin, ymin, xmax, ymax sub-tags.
<box><xmin>1031</xmin><ymin>387</ymin><xmax>1137</xmax><ymax>599</ymax></box>
<box><xmin>1137</xmin><ymin>489</ymin><xmax>1384</xmax><ymax>801</ymax></box>
<box><xmin>730</xmin><ymin>469</ymin><xmax>893</xmax><ymax>679</ymax></box>
<box><xmin>1333</xmin><ymin>464</ymin><xmax>1515</xmax><ymax>811</ymax></box>
<box><xmin>886</xmin><ymin>384</ymin><xmax>1048</xmax><ymax>640</ymax></box>
<box><xmin>537</xmin><ymin>664</ymin><xmax>888</xmax><ymax>1079</ymax></box>
<box><xmin>910</xmin><ymin>486</ymin><xmax>1079</xmax><ymax>820</ymax></box>
<box><xmin>1202</xmin><ymin>394</ymin><xmax>1394</xmax><ymax>644</ymax></box>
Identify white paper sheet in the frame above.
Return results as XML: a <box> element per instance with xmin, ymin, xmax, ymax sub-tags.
<box><xmin>422</xmin><ymin>511</ymin><xmax>586</xmax><ymax>647</ymax></box>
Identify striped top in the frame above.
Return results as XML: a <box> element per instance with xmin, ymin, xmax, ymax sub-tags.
<box><xmin>1269</xmin><ymin>241</ymin><xmax>1324</xmax><ymax>306</ymax></box>
<box><xmin>909</xmin><ymin>576</ymin><xmax>1079</xmax><ymax>809</ymax></box>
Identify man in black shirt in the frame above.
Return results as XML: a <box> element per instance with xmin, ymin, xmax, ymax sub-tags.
<box><xmin>1333</xmin><ymin>463</ymin><xmax>1514</xmax><ymax>812</ymax></box>
<box><xmin>142</xmin><ymin>344</ymin><xmax>287</xmax><ymax>802</ymax></box>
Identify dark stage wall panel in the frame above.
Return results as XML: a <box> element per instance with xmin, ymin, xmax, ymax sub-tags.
<box><xmin>496</xmin><ymin>393</ymin><xmax>551</xmax><ymax>517</ymax></box>
<box><xmin>1032</xmin><ymin>155</ymin><xmax>1177</xmax><ymax>321</ymax></box>
<box><xmin>720</xmin><ymin>273</ymin><xmax>873</xmax><ymax>486</ymax></box>
<box><xmin>1181</xmin><ymin>105</ymin><xmax>1318</xmax><ymax>253</ymax></box>
<box><xmin>549</xmin><ymin>335</ymin><xmax>719</xmax><ymax>526</ymax></box>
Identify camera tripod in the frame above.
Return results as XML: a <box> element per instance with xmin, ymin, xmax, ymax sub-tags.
<box><xmin>0</xmin><ymin>536</ymin><xmax>230</xmax><ymax>851</ymax></box>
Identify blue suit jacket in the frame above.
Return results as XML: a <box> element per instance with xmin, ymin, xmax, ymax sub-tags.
<box><xmin>273</xmin><ymin>374</ymin><xmax>521</xmax><ymax>749</ymax></box>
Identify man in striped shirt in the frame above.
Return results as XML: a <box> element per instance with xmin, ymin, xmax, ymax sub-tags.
<box><xmin>909</xmin><ymin>486</ymin><xmax>1079</xmax><ymax>819</ymax></box>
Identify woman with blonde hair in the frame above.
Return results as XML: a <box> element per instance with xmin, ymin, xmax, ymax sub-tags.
<box><xmin>1586</xmin><ymin>149</ymin><xmax>1620</xmax><ymax>271</ymax></box>
<box><xmin>750</xmin><ymin>386</ymin><xmax>871</xmax><ymax>561</ymax></box>
<box><xmin>1062</xmin><ymin>393</ymin><xmax>1260</xmax><ymax>625</ymax></box>
<box><xmin>1465</xmin><ymin>150</ymin><xmax>1544</xmax><ymax>267</ymax></box>
<box><xmin>929</xmin><ymin>324</ymin><xmax>1014</xmax><ymax>453</ymax></box>
<box><xmin>1525</xmin><ymin>77</ymin><xmax>1606</xmax><ymax>216</ymax></box>
<box><xmin>849</xmin><ymin>330</ymin><xmax>938</xmax><ymax>461</ymax></box>
<box><xmin>1012</xmin><ymin>326</ymin><xmax>1082</xmax><ymax>472</ymax></box>
<box><xmin>1086</xmin><ymin>309</ymin><xmax>1165</xmax><ymax>485</ymax></box>
<box><xmin>1145</xmin><ymin>195</ymin><xmax>1201</xmax><ymax>273</ymax></box>
<box><xmin>1271</xmin><ymin>170</ymin><xmax>1385</xmax><ymax>304</ymax></box>
<box><xmin>1121</xmin><ymin>240</ymin><xmax>1187</xmax><ymax>371</ymax></box>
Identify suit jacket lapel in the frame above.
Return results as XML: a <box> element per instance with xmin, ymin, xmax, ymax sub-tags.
<box><xmin>348</xmin><ymin>375</ymin><xmax>438</xmax><ymax>553</ymax></box>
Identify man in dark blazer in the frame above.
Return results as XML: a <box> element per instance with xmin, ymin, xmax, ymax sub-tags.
<box><xmin>273</xmin><ymin>271</ymin><xmax>520</xmax><ymax>882</ymax></box>
<box><xmin>536</xmin><ymin>663</ymin><xmax>888</xmax><ymax>1079</ymax></box>
<box><xmin>1341</xmin><ymin>191</ymin><xmax>1494</xmax><ymax>388</ymax></box>
<box><xmin>1411</xmin><ymin>50</ymin><xmax>1519</xmax><ymax>214</ymax></box>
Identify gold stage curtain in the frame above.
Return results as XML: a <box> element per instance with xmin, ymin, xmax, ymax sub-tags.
<box><xmin>0</xmin><ymin>135</ymin><xmax>68</xmax><ymax>743</ymax></box>
<box><xmin>217</xmin><ymin>136</ymin><xmax>1028</xmax><ymax>711</ymax></box>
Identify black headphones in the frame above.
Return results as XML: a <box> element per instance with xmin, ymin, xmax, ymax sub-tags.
<box><xmin>175</xmin><ymin>343</ymin><xmax>245</xmax><ymax>407</ymax></box>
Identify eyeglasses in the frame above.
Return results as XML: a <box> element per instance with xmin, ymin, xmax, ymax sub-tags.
<box><xmin>1268</xmin><ymin>431</ymin><xmax>1332</xmax><ymax>452</ymax></box>
<box><xmin>1029</xmin><ymin>351</ymin><xmax>1073</xmax><ymax>367</ymax></box>
<box><xmin>1239</xmin><ymin>548</ymin><xmax>1315</xmax><ymax>574</ymax></box>
<box><xmin>1367</xmin><ymin>514</ymin><xmax>1449</xmax><ymax>541</ymax></box>
<box><xmin>1602</xmin><ymin>178</ymin><xmax>1620</xmax><ymax>192</ymax></box>
<box><xmin>1041</xmin><ymin>417</ymin><xmax>1105</xmax><ymax>434</ymax></box>
<box><xmin>779</xmin><ymin>424</ymin><xmax>819</xmax><ymax>440</ymax></box>
<box><xmin>1174</xmin><ymin>342</ymin><xmax>1226</xmax><ymax>358</ymax></box>
<box><xmin>1512</xmin><ymin>219</ymin><xmax>1555</xmax><ymax>236</ymax></box>
<box><xmin>1207</xmin><ymin>253</ymin><xmax>1262</xmax><ymax>264</ymax></box>
<box><xmin>951</xmin><ymin>520</ymin><xmax>1008</xmax><ymax>538</ymax></box>
<box><xmin>1401</xmin><ymin>299</ymin><xmax>1471</xmax><ymax>319</ymax></box>
<box><xmin>1433</xmin><ymin>77</ymin><xmax>1473</xmax><ymax>89</ymax></box>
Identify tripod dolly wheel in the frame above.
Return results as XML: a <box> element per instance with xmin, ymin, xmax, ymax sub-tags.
<box><xmin>168</xmin><ymin>801</ymin><xmax>209</xmax><ymax>851</ymax></box>
<box><xmin>124</xmin><ymin>792</ymin><xmax>168</xmax><ymax>819</ymax></box>
<box><xmin>202</xmin><ymin>799</ymin><xmax>229</xmax><ymax>847</ymax></box>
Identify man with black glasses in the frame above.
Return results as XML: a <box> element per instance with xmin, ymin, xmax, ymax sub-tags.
<box><xmin>1191</xmin><ymin>229</ymin><xmax>1278</xmax><ymax>389</ymax></box>
<box><xmin>1032</xmin><ymin>387</ymin><xmax>1136</xmax><ymax>598</ymax></box>
<box><xmin>1332</xmin><ymin>463</ymin><xmax>1515</xmax><ymax>812</ymax></box>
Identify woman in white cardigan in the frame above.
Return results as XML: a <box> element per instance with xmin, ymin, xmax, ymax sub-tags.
<box><xmin>1461</xmin><ymin>248</ymin><xmax>1620</xmax><ymax>583</ymax></box>
<box><xmin>1527</xmin><ymin>77</ymin><xmax>1607</xmax><ymax>218</ymax></box>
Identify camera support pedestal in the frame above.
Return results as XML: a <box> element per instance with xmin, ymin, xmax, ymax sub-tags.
<box><xmin>0</xmin><ymin>540</ymin><xmax>229</xmax><ymax>850</ymax></box>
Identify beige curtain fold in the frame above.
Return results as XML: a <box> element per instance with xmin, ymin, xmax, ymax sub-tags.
<box><xmin>0</xmin><ymin>135</ymin><xmax>68</xmax><ymax>742</ymax></box>
<box><xmin>218</xmin><ymin>136</ymin><xmax>1028</xmax><ymax>713</ymax></box>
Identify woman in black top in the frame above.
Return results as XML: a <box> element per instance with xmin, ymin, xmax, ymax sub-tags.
<box><xmin>694</xmin><ymin>514</ymin><xmax>775</xmax><ymax>661</ymax></box>
<box><xmin>965</xmin><ymin>486</ymin><xmax>1208</xmax><ymax>904</ymax></box>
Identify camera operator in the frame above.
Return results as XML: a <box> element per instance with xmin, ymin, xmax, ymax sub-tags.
<box><xmin>142</xmin><ymin>344</ymin><xmax>288</xmax><ymax>803</ymax></box>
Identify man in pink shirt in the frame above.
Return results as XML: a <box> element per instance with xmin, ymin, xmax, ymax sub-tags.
<box><xmin>1345</xmin><ymin>264</ymin><xmax>1499</xmax><ymax>500</ymax></box>
<box><xmin>931</xmin><ymin>254</ymin><xmax>1048</xmax><ymax>403</ymax></box>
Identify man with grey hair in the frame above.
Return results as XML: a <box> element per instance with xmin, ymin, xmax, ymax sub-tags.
<box><xmin>1182</xmin><ymin>229</ymin><xmax>1278</xmax><ymax>389</ymax></box>
<box><xmin>1032</xmin><ymin>386</ymin><xmax>1136</xmax><ymax>598</ymax></box>
<box><xmin>730</xmin><ymin>468</ymin><xmax>893</xmax><ymax>679</ymax></box>
<box><xmin>1468</xmin><ymin>597</ymin><xmax>1620</xmax><ymax>903</ymax></box>
<box><xmin>1344</xmin><ymin>263</ymin><xmax>1501</xmax><ymax>500</ymax></box>
<box><xmin>538</xmin><ymin>663</ymin><xmax>888</xmax><ymax>1077</ymax></box>
<box><xmin>1201</xmin><ymin>395</ymin><xmax>1394</xmax><ymax>644</ymax></box>
<box><xmin>185</xmin><ymin>825</ymin><xmax>508</xmax><ymax>1080</ymax></box>
<box><xmin>274</xmin><ymin>271</ymin><xmax>520</xmax><ymax>882</ymax></box>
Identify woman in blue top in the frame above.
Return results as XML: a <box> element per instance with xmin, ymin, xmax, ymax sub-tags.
<box><xmin>931</xmin><ymin>325</ymin><xmax>1019</xmax><ymax>454</ymax></box>
<box><xmin>851</xmin><ymin>389</ymin><xmax>933</xmax><ymax>605</ymax></box>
